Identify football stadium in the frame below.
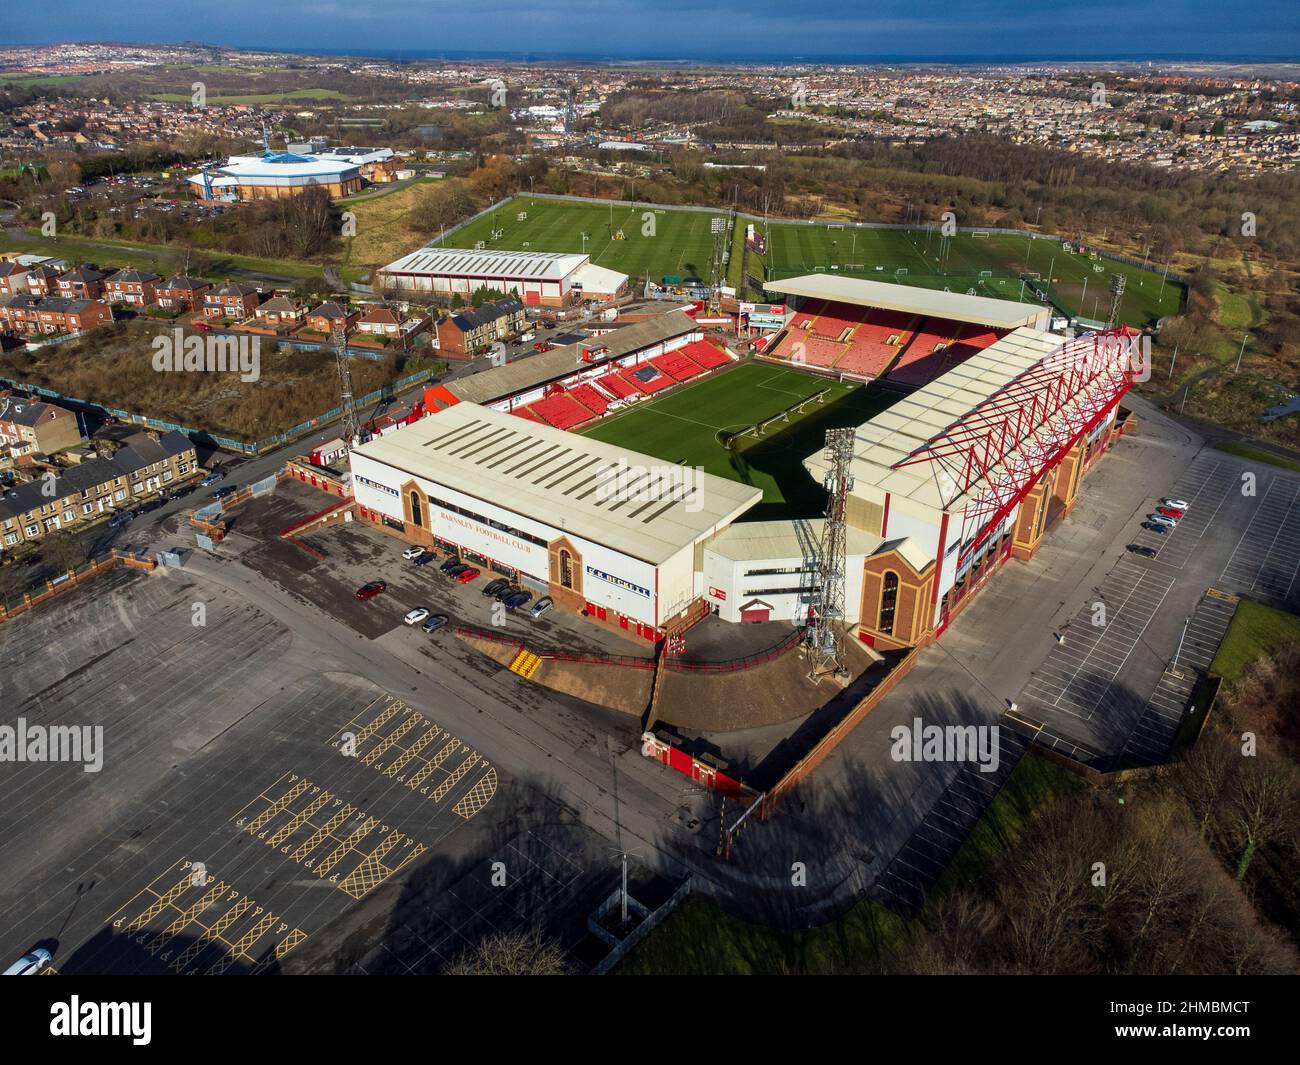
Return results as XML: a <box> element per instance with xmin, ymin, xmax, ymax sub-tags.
<box><xmin>349</xmin><ymin>275</ymin><xmax>1139</xmax><ymax>647</ymax></box>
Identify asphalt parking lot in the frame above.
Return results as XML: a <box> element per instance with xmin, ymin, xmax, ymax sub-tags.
<box><xmin>1013</xmin><ymin>445</ymin><xmax>1300</xmax><ymax>768</ymax></box>
<box><xmin>0</xmin><ymin>562</ymin><xmax>626</xmax><ymax>974</ymax></box>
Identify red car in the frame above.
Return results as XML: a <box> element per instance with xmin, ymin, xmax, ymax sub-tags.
<box><xmin>192</xmin><ymin>321</ymin><xmax>212</xmax><ymax>332</ymax></box>
<box><xmin>454</xmin><ymin>567</ymin><xmax>480</xmax><ymax>584</ymax></box>
<box><xmin>1157</xmin><ymin>506</ymin><xmax>1184</xmax><ymax>519</ymax></box>
<box><xmin>355</xmin><ymin>580</ymin><xmax>387</xmax><ymax>601</ymax></box>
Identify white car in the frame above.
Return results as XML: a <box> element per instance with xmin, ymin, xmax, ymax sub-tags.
<box><xmin>403</xmin><ymin>607</ymin><xmax>431</xmax><ymax>626</ymax></box>
<box><xmin>4</xmin><ymin>947</ymin><xmax>52</xmax><ymax>975</ymax></box>
<box><xmin>1148</xmin><ymin>514</ymin><xmax>1178</xmax><ymax>528</ymax></box>
<box><xmin>402</xmin><ymin>546</ymin><xmax>423</xmax><ymax>560</ymax></box>
<box><xmin>1162</xmin><ymin>498</ymin><xmax>1189</xmax><ymax>511</ymax></box>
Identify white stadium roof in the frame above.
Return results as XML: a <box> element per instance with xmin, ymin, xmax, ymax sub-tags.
<box><xmin>352</xmin><ymin>402</ymin><xmax>761</xmax><ymax>565</ymax></box>
<box><xmin>380</xmin><ymin>247</ymin><xmax>589</xmax><ymax>282</ymax></box>
<box><xmin>216</xmin><ymin>153</ymin><xmax>361</xmax><ymax>179</ymax></box>
<box><xmin>764</xmin><ymin>274</ymin><xmax>1048</xmax><ymax>330</ymax></box>
<box><xmin>805</xmin><ymin>326</ymin><xmax>1120</xmax><ymax>516</ymax></box>
<box><xmin>570</xmin><ymin>261</ymin><xmax>629</xmax><ymax>293</ymax></box>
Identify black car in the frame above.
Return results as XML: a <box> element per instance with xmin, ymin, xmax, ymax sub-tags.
<box><xmin>170</xmin><ymin>485</ymin><xmax>196</xmax><ymax>500</ymax></box>
<box><xmin>443</xmin><ymin>563</ymin><xmax>471</xmax><ymax>579</ymax></box>
<box><xmin>1127</xmin><ymin>544</ymin><xmax>1158</xmax><ymax>558</ymax></box>
<box><xmin>1141</xmin><ymin>521</ymin><xmax>1169</xmax><ymax>534</ymax></box>
<box><xmin>481</xmin><ymin>578</ymin><xmax>509</xmax><ymax>597</ymax></box>
<box><xmin>493</xmin><ymin>583</ymin><xmax>521</xmax><ymax>602</ymax></box>
<box><xmin>438</xmin><ymin>557</ymin><xmax>463</xmax><ymax>574</ymax></box>
<box><xmin>212</xmin><ymin>485</ymin><xmax>237</xmax><ymax>500</ymax></box>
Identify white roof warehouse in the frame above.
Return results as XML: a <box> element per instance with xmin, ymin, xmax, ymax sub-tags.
<box><xmin>348</xmin><ymin>402</ymin><xmax>760</xmax><ymax>631</ymax></box>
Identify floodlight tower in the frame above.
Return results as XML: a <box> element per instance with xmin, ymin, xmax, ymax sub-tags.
<box><xmin>808</xmin><ymin>427</ymin><xmax>855</xmax><ymax>680</ymax></box>
<box><xmin>332</xmin><ymin>321</ymin><xmax>360</xmax><ymax>444</ymax></box>
<box><xmin>709</xmin><ymin>216</ymin><xmax>727</xmax><ymax>311</ymax></box>
<box><xmin>1106</xmin><ymin>272</ymin><xmax>1126</xmax><ymax>329</ymax></box>
<box><xmin>563</xmin><ymin>85</ymin><xmax>576</xmax><ymax>134</ymax></box>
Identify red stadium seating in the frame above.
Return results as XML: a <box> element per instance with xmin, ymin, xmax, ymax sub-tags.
<box><xmin>597</xmin><ymin>372</ymin><xmax>638</xmax><ymax>399</ymax></box>
<box><xmin>511</xmin><ymin>406</ymin><xmax>547</xmax><ymax>424</ymax></box>
<box><xmin>679</xmin><ymin>340</ymin><xmax>730</xmax><ymax>368</ymax></box>
<box><xmin>621</xmin><ymin>363</ymin><xmax>672</xmax><ymax>394</ymax></box>
<box><xmin>526</xmin><ymin>393</ymin><xmax>597</xmax><ymax>430</ymax></box>
<box><xmin>569</xmin><ymin>382</ymin><xmax>611</xmax><ymax>415</ymax></box>
<box><xmin>651</xmin><ymin>349</ymin><xmax>705</xmax><ymax>381</ymax></box>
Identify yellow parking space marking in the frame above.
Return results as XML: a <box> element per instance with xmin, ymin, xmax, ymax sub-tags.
<box><xmin>235</xmin><ymin>775</ymin><xmax>424</xmax><ymax>900</ymax></box>
<box><xmin>108</xmin><ymin>860</ymin><xmax>308</xmax><ymax>975</ymax></box>
<box><xmin>1206</xmin><ymin>587</ymin><xmax>1240</xmax><ymax>604</ymax></box>
<box><xmin>334</xmin><ymin>700</ymin><xmax>497</xmax><ymax>816</ymax></box>
<box><xmin>431</xmin><ymin>752</ymin><xmax>481</xmax><ymax>803</ymax></box>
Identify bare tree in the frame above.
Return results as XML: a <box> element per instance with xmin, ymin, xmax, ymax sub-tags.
<box><xmin>444</xmin><ymin>928</ymin><xmax>569</xmax><ymax>976</ymax></box>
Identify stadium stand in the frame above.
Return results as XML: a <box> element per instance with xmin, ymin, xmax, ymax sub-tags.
<box><xmin>597</xmin><ymin>372</ymin><xmax>638</xmax><ymax>399</ymax></box>
<box><xmin>679</xmin><ymin>339</ymin><xmax>731</xmax><ymax>369</ymax></box>
<box><xmin>885</xmin><ymin>319</ymin><xmax>1011</xmax><ymax>388</ymax></box>
<box><xmin>511</xmin><ymin>406</ymin><xmax>548</xmax><ymax>424</ymax></box>
<box><xmin>651</xmin><ymin>349</ymin><xmax>706</xmax><ymax>382</ymax></box>
<box><xmin>568</xmin><ymin>382</ymin><xmax>612</xmax><ymax>415</ymax></box>
<box><xmin>525</xmin><ymin>392</ymin><xmax>598</xmax><ymax>430</ymax></box>
<box><xmin>622</xmin><ymin>364</ymin><xmax>673</xmax><ymax>395</ymax></box>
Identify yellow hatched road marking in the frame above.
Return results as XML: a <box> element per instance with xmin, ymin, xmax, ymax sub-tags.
<box><xmin>148</xmin><ymin>880</ymin><xmax>227</xmax><ymax>956</ymax></box>
<box><xmin>453</xmin><ymin>766</ymin><xmax>498</xmax><ymax>820</ymax></box>
<box><xmin>291</xmin><ymin>802</ymin><xmax>355</xmax><ymax>863</ymax></box>
<box><xmin>361</xmin><ymin>712</ymin><xmax>419</xmax><ymax>766</ymax></box>
<box><xmin>384</xmin><ymin>724</ymin><xmax>443</xmax><ymax>779</ymax></box>
<box><xmin>317</xmin><ymin>817</ymin><xmax>378</xmax><ymax>878</ymax></box>
<box><xmin>252</xmin><ymin>928</ymin><xmax>308</xmax><ymax>974</ymax></box>
<box><xmin>123</xmin><ymin>873</ymin><xmax>193</xmax><ymax>933</ymax></box>
<box><xmin>245</xmin><ymin>779</ymin><xmax>310</xmax><ymax>835</ymax></box>
<box><xmin>209</xmin><ymin>912</ymin><xmax>278</xmax><ymax>975</ymax></box>
<box><xmin>352</xmin><ymin>700</ymin><xmax>405</xmax><ymax>748</ymax></box>
<box><xmin>170</xmin><ymin>896</ymin><xmax>252</xmax><ymax>974</ymax></box>
<box><xmin>432</xmin><ymin>752</ymin><xmax>481</xmax><ymax>803</ymax></box>
<box><xmin>269</xmin><ymin>790</ymin><xmax>332</xmax><ymax>848</ymax></box>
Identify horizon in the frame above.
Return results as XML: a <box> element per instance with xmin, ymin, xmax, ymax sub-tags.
<box><xmin>4</xmin><ymin>0</ymin><xmax>1298</xmax><ymax>65</ymax></box>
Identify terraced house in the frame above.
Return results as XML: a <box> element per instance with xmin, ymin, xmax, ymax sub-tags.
<box><xmin>0</xmin><ymin>430</ymin><xmax>197</xmax><ymax>552</ymax></box>
<box><xmin>0</xmin><ymin>294</ymin><xmax>114</xmax><ymax>336</ymax></box>
<box><xmin>0</xmin><ymin>394</ymin><xmax>84</xmax><ymax>459</ymax></box>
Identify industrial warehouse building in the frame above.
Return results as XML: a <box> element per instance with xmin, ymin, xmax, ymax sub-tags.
<box><xmin>377</xmin><ymin>247</ymin><xmax>629</xmax><ymax>307</ymax></box>
<box><xmin>349</xmin><ymin>401</ymin><xmax>760</xmax><ymax>638</ymax></box>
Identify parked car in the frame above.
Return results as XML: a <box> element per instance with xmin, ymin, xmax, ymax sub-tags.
<box><xmin>421</xmin><ymin>614</ymin><xmax>449</xmax><ymax>633</ymax></box>
<box><xmin>1157</xmin><ymin>506</ymin><xmax>1184</xmax><ymax>519</ymax></box>
<box><xmin>3</xmin><ymin>947</ymin><xmax>52</xmax><ymax>976</ymax></box>
<box><xmin>443</xmin><ymin>562</ymin><xmax>470</xmax><ymax>579</ymax></box>
<box><xmin>1162</xmin><ymin>498</ymin><xmax>1189</xmax><ymax>510</ymax></box>
<box><xmin>413</xmin><ymin>551</ymin><xmax>437</xmax><ymax>566</ymax></box>
<box><xmin>198</xmin><ymin>471</ymin><xmax>225</xmax><ymax>487</ymax></box>
<box><xmin>454</xmin><ymin>567</ymin><xmax>481</xmax><ymax>584</ymax></box>
<box><xmin>170</xmin><ymin>485</ymin><xmax>196</xmax><ymax>500</ymax></box>
<box><xmin>355</xmin><ymin>581</ymin><xmax>386</xmax><ymax>601</ymax></box>
<box><xmin>1148</xmin><ymin>514</ymin><xmax>1177</xmax><ymax>528</ymax></box>
<box><xmin>403</xmin><ymin>607</ymin><xmax>430</xmax><ymax>626</ymax></box>
<box><xmin>1142</xmin><ymin>521</ymin><xmax>1170</xmax><ymax>534</ymax></box>
<box><xmin>438</xmin><ymin>557</ymin><xmax>463</xmax><ymax>574</ymax></box>
<box><xmin>108</xmin><ymin>510</ymin><xmax>134</xmax><ymax>529</ymax></box>
<box><xmin>530</xmin><ymin>596</ymin><xmax>554</xmax><ymax>620</ymax></box>
<box><xmin>212</xmin><ymin>485</ymin><xmax>237</xmax><ymax>500</ymax></box>
<box><xmin>402</xmin><ymin>546</ymin><xmax>424</xmax><ymax>560</ymax></box>
<box><xmin>1127</xmin><ymin>544</ymin><xmax>1158</xmax><ymax>558</ymax></box>
<box><xmin>504</xmin><ymin>590</ymin><xmax>533</xmax><ymax>611</ymax></box>
<box><xmin>481</xmin><ymin>578</ymin><xmax>510</xmax><ymax>598</ymax></box>
<box><xmin>493</xmin><ymin>583</ymin><xmax>521</xmax><ymax>602</ymax></box>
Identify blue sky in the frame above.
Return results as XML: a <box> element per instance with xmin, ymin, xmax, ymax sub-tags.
<box><xmin>8</xmin><ymin>0</ymin><xmax>1299</xmax><ymax>59</ymax></box>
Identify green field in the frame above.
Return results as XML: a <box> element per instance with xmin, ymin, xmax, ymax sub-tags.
<box><xmin>147</xmin><ymin>89</ymin><xmax>348</xmax><ymax>105</ymax></box>
<box><xmin>580</xmin><ymin>362</ymin><xmax>897</xmax><ymax>518</ymax></box>
<box><xmin>438</xmin><ymin>197</ymin><xmax>1181</xmax><ymax>326</ymax></box>
<box><xmin>437</xmin><ymin>198</ymin><xmax>729</xmax><ymax>284</ymax></box>
<box><xmin>761</xmin><ymin>222</ymin><xmax>1183</xmax><ymax>327</ymax></box>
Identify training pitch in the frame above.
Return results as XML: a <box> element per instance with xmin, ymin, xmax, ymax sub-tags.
<box><xmin>436</xmin><ymin>197</ymin><xmax>729</xmax><ymax>282</ymax></box>
<box><xmin>760</xmin><ymin>222</ymin><xmax>1182</xmax><ymax>326</ymax></box>
<box><xmin>580</xmin><ymin>362</ymin><xmax>897</xmax><ymax>518</ymax></box>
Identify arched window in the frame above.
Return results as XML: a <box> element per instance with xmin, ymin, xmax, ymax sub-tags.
<box><xmin>409</xmin><ymin>490</ymin><xmax>423</xmax><ymax>528</ymax></box>
<box><xmin>879</xmin><ymin>571</ymin><xmax>899</xmax><ymax>635</ymax></box>
<box><xmin>559</xmin><ymin>549</ymin><xmax>574</xmax><ymax>589</ymax></box>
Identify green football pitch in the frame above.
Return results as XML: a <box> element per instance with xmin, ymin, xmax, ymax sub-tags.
<box><xmin>435</xmin><ymin>197</ymin><xmax>728</xmax><ymax>282</ymax></box>
<box><xmin>761</xmin><ymin>222</ymin><xmax>1183</xmax><ymax>327</ymax></box>
<box><xmin>580</xmin><ymin>362</ymin><xmax>899</xmax><ymax>518</ymax></box>
<box><xmin>436</xmin><ymin>195</ymin><xmax>1182</xmax><ymax>327</ymax></box>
